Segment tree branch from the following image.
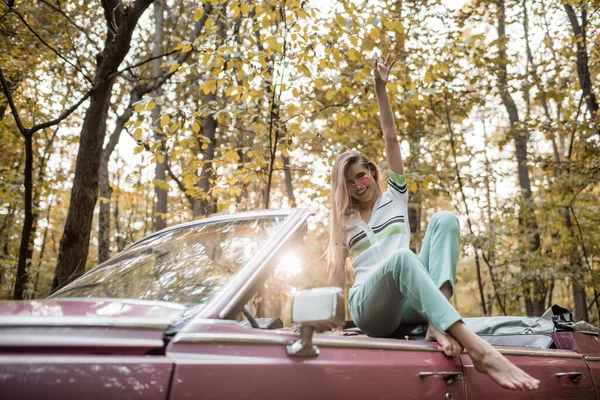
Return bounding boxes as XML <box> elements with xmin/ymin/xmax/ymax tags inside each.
<box><xmin>0</xmin><ymin>66</ymin><xmax>95</xmax><ymax>136</ymax></box>
<box><xmin>0</xmin><ymin>67</ymin><xmax>26</xmax><ymax>135</ymax></box>
<box><xmin>107</xmin><ymin>49</ymin><xmax>178</xmax><ymax>82</ymax></box>
<box><xmin>37</xmin><ymin>0</ymin><xmax>101</xmax><ymax>51</ymax></box>
<box><xmin>4</xmin><ymin>0</ymin><xmax>93</xmax><ymax>84</ymax></box>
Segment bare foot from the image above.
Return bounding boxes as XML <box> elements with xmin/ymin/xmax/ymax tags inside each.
<box><xmin>469</xmin><ymin>342</ymin><xmax>540</xmax><ymax>391</ymax></box>
<box><xmin>425</xmin><ymin>324</ymin><xmax>463</xmax><ymax>357</ymax></box>
<box><xmin>447</xmin><ymin>321</ymin><xmax>540</xmax><ymax>391</ymax></box>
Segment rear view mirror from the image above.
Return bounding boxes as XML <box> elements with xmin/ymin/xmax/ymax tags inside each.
<box><xmin>286</xmin><ymin>287</ymin><xmax>345</xmax><ymax>358</ymax></box>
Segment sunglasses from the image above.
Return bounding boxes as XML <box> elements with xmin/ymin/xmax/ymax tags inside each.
<box><xmin>347</xmin><ymin>174</ymin><xmax>371</xmax><ymax>195</ymax></box>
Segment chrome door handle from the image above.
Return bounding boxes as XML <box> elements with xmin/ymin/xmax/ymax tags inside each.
<box><xmin>556</xmin><ymin>372</ymin><xmax>584</xmax><ymax>383</ymax></box>
<box><xmin>419</xmin><ymin>371</ymin><xmax>462</xmax><ymax>384</ymax></box>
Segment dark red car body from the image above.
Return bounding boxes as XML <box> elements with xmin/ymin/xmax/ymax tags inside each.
<box><xmin>0</xmin><ymin>209</ymin><xmax>598</xmax><ymax>399</ymax></box>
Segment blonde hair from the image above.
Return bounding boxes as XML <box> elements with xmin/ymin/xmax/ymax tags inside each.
<box><xmin>327</xmin><ymin>150</ymin><xmax>382</xmax><ymax>274</ymax></box>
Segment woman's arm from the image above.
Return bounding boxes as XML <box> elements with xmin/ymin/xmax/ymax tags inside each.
<box><xmin>374</xmin><ymin>55</ymin><xmax>404</xmax><ymax>175</ymax></box>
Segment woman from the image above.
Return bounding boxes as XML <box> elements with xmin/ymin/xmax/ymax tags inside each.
<box><xmin>326</xmin><ymin>54</ymin><xmax>539</xmax><ymax>391</ymax></box>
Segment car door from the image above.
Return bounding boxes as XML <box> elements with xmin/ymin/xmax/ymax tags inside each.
<box><xmin>166</xmin><ymin>321</ymin><xmax>465</xmax><ymax>400</ymax></box>
<box><xmin>461</xmin><ymin>348</ymin><xmax>595</xmax><ymax>399</ymax></box>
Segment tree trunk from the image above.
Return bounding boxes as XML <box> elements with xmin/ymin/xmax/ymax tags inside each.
<box><xmin>281</xmin><ymin>133</ymin><xmax>296</xmax><ymax>207</ymax></box>
<box><xmin>496</xmin><ymin>0</ymin><xmax>544</xmax><ymax>315</ymax></box>
<box><xmin>193</xmin><ymin>90</ymin><xmax>217</xmax><ymax>218</ymax></box>
<box><xmin>564</xmin><ymin>209</ymin><xmax>588</xmax><ymax>321</ymax></box>
<box><xmin>12</xmin><ymin>134</ymin><xmax>33</xmax><ymax>300</ymax></box>
<box><xmin>564</xmin><ymin>4</ymin><xmax>599</xmax><ymax>137</ymax></box>
<box><xmin>98</xmin><ymin>159</ymin><xmax>113</xmax><ymax>263</ymax></box>
<box><xmin>52</xmin><ymin>0</ymin><xmax>154</xmax><ymax>292</ymax></box>
<box><xmin>152</xmin><ymin>0</ymin><xmax>167</xmax><ymax>232</ymax></box>
<box><xmin>193</xmin><ymin>5</ymin><xmax>226</xmax><ymax>218</ymax></box>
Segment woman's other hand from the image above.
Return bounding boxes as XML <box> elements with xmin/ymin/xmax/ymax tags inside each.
<box><xmin>331</xmin><ymin>328</ymin><xmax>359</xmax><ymax>336</ymax></box>
<box><xmin>373</xmin><ymin>54</ymin><xmax>396</xmax><ymax>84</ymax></box>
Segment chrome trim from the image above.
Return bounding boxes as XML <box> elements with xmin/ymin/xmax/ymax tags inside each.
<box><xmin>187</xmin><ymin>319</ymin><xmax>238</xmax><ymax>325</ymax></box>
<box><xmin>584</xmin><ymin>355</ymin><xmax>600</xmax><ymax>361</ymax></box>
<box><xmin>419</xmin><ymin>371</ymin><xmax>462</xmax><ymax>385</ymax></box>
<box><xmin>218</xmin><ymin>209</ymin><xmax>314</xmax><ymax>319</ymax></box>
<box><xmin>173</xmin><ymin>333</ymin><xmax>586</xmax><ymax>358</ymax></box>
<box><xmin>42</xmin><ymin>297</ymin><xmax>187</xmax><ymax>310</ymax></box>
<box><xmin>173</xmin><ymin>333</ymin><xmax>289</xmax><ymax>345</ymax></box>
<box><xmin>174</xmin><ymin>333</ymin><xmax>440</xmax><ymax>352</ymax></box>
<box><xmin>0</xmin><ymin>335</ymin><xmax>164</xmax><ymax>348</ymax></box>
<box><xmin>0</xmin><ymin>316</ymin><xmax>173</xmax><ymax>330</ymax></box>
<box><xmin>495</xmin><ymin>348</ymin><xmax>582</xmax><ymax>359</ymax></box>
<box><xmin>137</xmin><ymin>209</ymin><xmax>297</xmax><ymax>247</ymax></box>
<box><xmin>0</xmin><ymin>355</ymin><xmax>173</xmax><ymax>364</ymax></box>
<box><xmin>314</xmin><ymin>337</ymin><xmax>441</xmax><ymax>352</ymax></box>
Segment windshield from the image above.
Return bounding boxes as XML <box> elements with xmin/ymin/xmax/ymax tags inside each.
<box><xmin>51</xmin><ymin>217</ymin><xmax>285</xmax><ymax>308</ymax></box>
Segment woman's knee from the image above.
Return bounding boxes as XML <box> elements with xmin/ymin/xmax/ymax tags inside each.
<box><xmin>430</xmin><ymin>210</ymin><xmax>459</xmax><ymax>232</ymax></box>
<box><xmin>389</xmin><ymin>248</ymin><xmax>420</xmax><ymax>273</ymax></box>
<box><xmin>391</xmin><ymin>247</ymin><xmax>415</xmax><ymax>262</ymax></box>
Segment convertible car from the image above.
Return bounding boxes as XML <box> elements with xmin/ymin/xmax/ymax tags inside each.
<box><xmin>0</xmin><ymin>209</ymin><xmax>599</xmax><ymax>399</ymax></box>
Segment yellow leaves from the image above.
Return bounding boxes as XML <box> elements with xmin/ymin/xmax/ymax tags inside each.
<box><xmin>325</xmin><ymin>89</ymin><xmax>335</xmax><ymax>101</ymax></box>
<box><xmin>424</xmin><ymin>68</ymin><xmax>434</xmax><ymax>84</ymax></box>
<box><xmin>296</xmin><ymin>8</ymin><xmax>309</xmax><ymax>20</ymax></box>
<box><xmin>169</xmin><ymin>123</ymin><xmax>180</xmax><ymax>133</ymax></box>
<box><xmin>265</xmin><ymin>36</ymin><xmax>278</xmax><ymax>48</ymax></box>
<box><xmin>298</xmin><ymin>64</ymin><xmax>312</xmax><ymax>77</ymax></box>
<box><xmin>152</xmin><ymin>179</ymin><xmax>170</xmax><ymax>191</ymax></box>
<box><xmin>193</xmin><ymin>8</ymin><xmax>204</xmax><ymax>21</ymax></box>
<box><xmin>156</xmin><ymin>153</ymin><xmax>165</xmax><ymax>164</ymax></box>
<box><xmin>205</xmin><ymin>17</ymin><xmax>214</xmax><ymax>31</ymax></box>
<box><xmin>408</xmin><ymin>180</ymin><xmax>418</xmax><ymax>193</ymax></box>
<box><xmin>169</xmin><ymin>63</ymin><xmax>180</xmax><ymax>73</ymax></box>
<box><xmin>348</xmin><ymin>48</ymin><xmax>360</xmax><ymax>61</ymax></box>
<box><xmin>160</xmin><ymin>115</ymin><xmax>170</xmax><ymax>128</ymax></box>
<box><xmin>349</xmin><ymin>35</ymin><xmax>359</xmax><ymax>47</ymax></box>
<box><xmin>383</xmin><ymin>19</ymin><xmax>395</xmax><ymax>30</ymax></box>
<box><xmin>240</xmin><ymin>3</ymin><xmax>251</xmax><ymax>16</ymax></box>
<box><xmin>147</xmin><ymin>101</ymin><xmax>156</xmax><ymax>111</ymax></box>
<box><xmin>133</xmin><ymin>128</ymin><xmax>143</xmax><ymax>141</ymax></box>
<box><xmin>181</xmin><ymin>44</ymin><xmax>193</xmax><ymax>53</ymax></box>
<box><xmin>314</xmin><ymin>78</ymin><xmax>326</xmax><ymax>90</ymax></box>
<box><xmin>192</xmin><ymin>121</ymin><xmax>201</xmax><ymax>133</ymax></box>
<box><xmin>200</xmin><ymin>79</ymin><xmax>217</xmax><ymax>94</ymax></box>
<box><xmin>394</xmin><ymin>21</ymin><xmax>404</xmax><ymax>35</ymax></box>
<box><xmin>134</xmin><ymin>102</ymin><xmax>145</xmax><ymax>113</ymax></box>
<box><xmin>338</xmin><ymin>115</ymin><xmax>352</xmax><ymax>127</ymax></box>
<box><xmin>370</xmin><ymin>27</ymin><xmax>381</xmax><ymax>41</ymax></box>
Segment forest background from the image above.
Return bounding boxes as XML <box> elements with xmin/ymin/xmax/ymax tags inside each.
<box><xmin>0</xmin><ymin>0</ymin><xmax>599</xmax><ymax>324</ymax></box>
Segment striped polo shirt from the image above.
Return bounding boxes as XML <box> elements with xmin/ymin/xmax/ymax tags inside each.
<box><xmin>345</xmin><ymin>170</ymin><xmax>410</xmax><ymax>286</ymax></box>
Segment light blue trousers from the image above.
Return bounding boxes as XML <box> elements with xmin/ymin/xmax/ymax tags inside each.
<box><xmin>348</xmin><ymin>211</ymin><xmax>462</xmax><ymax>337</ymax></box>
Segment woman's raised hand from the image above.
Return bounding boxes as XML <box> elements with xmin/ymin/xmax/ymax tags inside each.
<box><xmin>373</xmin><ymin>54</ymin><xmax>396</xmax><ymax>85</ymax></box>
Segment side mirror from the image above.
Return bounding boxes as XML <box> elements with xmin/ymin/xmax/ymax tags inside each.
<box><xmin>286</xmin><ymin>287</ymin><xmax>345</xmax><ymax>357</ymax></box>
